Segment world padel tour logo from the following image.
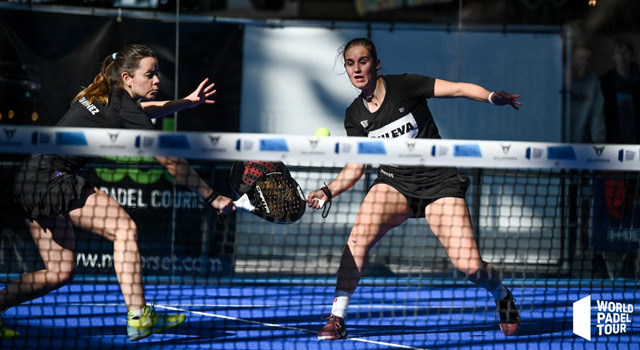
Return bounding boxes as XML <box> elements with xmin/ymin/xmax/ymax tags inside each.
<box><xmin>573</xmin><ymin>295</ymin><xmax>634</xmax><ymax>340</ymax></box>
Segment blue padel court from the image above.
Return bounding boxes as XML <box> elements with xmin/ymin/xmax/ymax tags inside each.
<box><xmin>2</xmin><ymin>277</ymin><xmax>639</xmax><ymax>350</ymax></box>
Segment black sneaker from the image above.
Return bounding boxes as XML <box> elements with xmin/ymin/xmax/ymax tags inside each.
<box><xmin>496</xmin><ymin>288</ymin><xmax>520</xmax><ymax>336</ymax></box>
<box><xmin>318</xmin><ymin>315</ymin><xmax>347</xmax><ymax>340</ymax></box>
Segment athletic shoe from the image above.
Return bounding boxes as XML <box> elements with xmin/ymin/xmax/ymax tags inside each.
<box><xmin>318</xmin><ymin>314</ymin><xmax>347</xmax><ymax>340</ymax></box>
<box><xmin>496</xmin><ymin>288</ymin><xmax>520</xmax><ymax>336</ymax></box>
<box><xmin>127</xmin><ymin>305</ymin><xmax>186</xmax><ymax>341</ymax></box>
<box><xmin>0</xmin><ymin>315</ymin><xmax>19</xmax><ymax>339</ymax></box>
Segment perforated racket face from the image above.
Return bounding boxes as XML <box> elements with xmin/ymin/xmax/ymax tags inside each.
<box><xmin>231</xmin><ymin>161</ymin><xmax>290</xmax><ymax>196</ymax></box>
<box><xmin>247</xmin><ymin>172</ymin><xmax>306</xmax><ymax>224</ymax></box>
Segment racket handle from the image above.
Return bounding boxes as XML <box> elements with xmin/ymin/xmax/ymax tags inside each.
<box><xmin>313</xmin><ymin>198</ymin><xmax>325</xmax><ymax>209</ymax></box>
<box><xmin>234</xmin><ymin>194</ymin><xmax>255</xmax><ymax>212</ymax></box>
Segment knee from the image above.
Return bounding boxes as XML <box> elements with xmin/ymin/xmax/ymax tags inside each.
<box><xmin>347</xmin><ymin>225</ymin><xmax>376</xmax><ymax>249</ymax></box>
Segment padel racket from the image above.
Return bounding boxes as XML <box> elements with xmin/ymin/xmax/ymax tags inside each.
<box><xmin>235</xmin><ymin>172</ymin><xmax>306</xmax><ymax>224</ymax></box>
<box><xmin>230</xmin><ymin>160</ymin><xmax>291</xmax><ymax>196</ymax></box>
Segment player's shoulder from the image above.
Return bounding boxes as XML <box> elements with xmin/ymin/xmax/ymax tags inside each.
<box><xmin>57</xmin><ymin>97</ymin><xmax>106</xmax><ymax>127</ymax></box>
<box><xmin>397</xmin><ymin>73</ymin><xmax>434</xmax><ymax>83</ymax></box>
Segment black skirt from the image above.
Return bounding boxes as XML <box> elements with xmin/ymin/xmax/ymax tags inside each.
<box><xmin>13</xmin><ymin>156</ymin><xmax>93</xmax><ymax>220</ymax></box>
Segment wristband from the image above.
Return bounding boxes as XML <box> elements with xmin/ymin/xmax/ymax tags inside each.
<box><xmin>488</xmin><ymin>91</ymin><xmax>495</xmax><ymax>105</ymax></box>
<box><xmin>319</xmin><ymin>183</ymin><xmax>332</xmax><ymax>218</ymax></box>
<box><xmin>320</xmin><ymin>185</ymin><xmax>332</xmax><ymax>200</ymax></box>
<box><xmin>205</xmin><ymin>191</ymin><xmax>219</xmax><ymax>204</ymax></box>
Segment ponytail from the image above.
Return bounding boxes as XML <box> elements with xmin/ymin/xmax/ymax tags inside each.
<box><xmin>71</xmin><ymin>44</ymin><xmax>156</xmax><ymax>106</ymax></box>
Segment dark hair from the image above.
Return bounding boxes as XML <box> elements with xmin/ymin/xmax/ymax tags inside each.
<box><xmin>340</xmin><ymin>37</ymin><xmax>379</xmax><ymax>66</ymax></box>
<box><xmin>612</xmin><ymin>35</ymin><xmax>635</xmax><ymax>54</ymax></box>
<box><xmin>72</xmin><ymin>44</ymin><xmax>156</xmax><ymax>106</ymax></box>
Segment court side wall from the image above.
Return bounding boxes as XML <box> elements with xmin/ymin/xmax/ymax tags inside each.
<box><xmin>241</xmin><ymin>25</ymin><xmax>564</xmax><ymax>142</ymax></box>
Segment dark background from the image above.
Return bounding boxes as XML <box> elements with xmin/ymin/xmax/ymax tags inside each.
<box><xmin>0</xmin><ymin>8</ymin><xmax>243</xmax><ymax>131</ymax></box>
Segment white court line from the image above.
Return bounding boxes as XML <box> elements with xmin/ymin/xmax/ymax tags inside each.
<box><xmin>154</xmin><ymin>304</ymin><xmax>432</xmax><ymax>350</ymax></box>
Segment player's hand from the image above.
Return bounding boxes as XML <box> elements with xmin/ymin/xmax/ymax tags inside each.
<box><xmin>490</xmin><ymin>91</ymin><xmax>522</xmax><ymax>110</ymax></box>
<box><xmin>307</xmin><ymin>189</ymin><xmax>328</xmax><ymax>209</ymax></box>
<box><xmin>211</xmin><ymin>194</ymin><xmax>236</xmax><ymax>214</ymax></box>
<box><xmin>185</xmin><ymin>78</ymin><xmax>217</xmax><ymax>108</ymax></box>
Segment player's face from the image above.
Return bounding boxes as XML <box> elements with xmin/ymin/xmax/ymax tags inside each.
<box><xmin>124</xmin><ymin>56</ymin><xmax>160</xmax><ymax>101</ymax></box>
<box><xmin>344</xmin><ymin>45</ymin><xmax>379</xmax><ymax>91</ymax></box>
<box><xmin>572</xmin><ymin>47</ymin><xmax>592</xmax><ymax>80</ymax></box>
<box><xmin>613</xmin><ymin>45</ymin><xmax>633</xmax><ymax>71</ymax></box>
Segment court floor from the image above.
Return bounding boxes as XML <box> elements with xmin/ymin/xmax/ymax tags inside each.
<box><xmin>1</xmin><ymin>277</ymin><xmax>639</xmax><ymax>350</ymax></box>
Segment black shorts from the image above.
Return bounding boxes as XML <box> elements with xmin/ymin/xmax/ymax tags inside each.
<box><xmin>372</xmin><ymin>166</ymin><xmax>470</xmax><ymax>218</ymax></box>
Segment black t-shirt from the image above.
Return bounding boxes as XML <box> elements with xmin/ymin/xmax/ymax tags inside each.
<box><xmin>28</xmin><ymin>89</ymin><xmax>155</xmax><ymax>173</ymax></box>
<box><xmin>344</xmin><ymin>74</ymin><xmax>463</xmax><ymax>193</ymax></box>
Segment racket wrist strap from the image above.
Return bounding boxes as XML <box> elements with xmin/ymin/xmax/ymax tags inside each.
<box><xmin>320</xmin><ymin>183</ymin><xmax>332</xmax><ymax>218</ymax></box>
<box><xmin>320</xmin><ymin>184</ymin><xmax>332</xmax><ymax>200</ymax></box>
<box><xmin>205</xmin><ymin>191</ymin><xmax>219</xmax><ymax>204</ymax></box>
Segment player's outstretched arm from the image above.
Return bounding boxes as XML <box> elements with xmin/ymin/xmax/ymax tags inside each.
<box><xmin>307</xmin><ymin>162</ymin><xmax>365</xmax><ymax>209</ymax></box>
<box><xmin>433</xmin><ymin>79</ymin><xmax>521</xmax><ymax>110</ymax></box>
<box><xmin>141</xmin><ymin>78</ymin><xmax>217</xmax><ymax>118</ymax></box>
<box><xmin>155</xmin><ymin>156</ymin><xmax>235</xmax><ymax>214</ymax></box>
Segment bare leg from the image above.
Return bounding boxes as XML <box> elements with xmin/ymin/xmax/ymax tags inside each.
<box><xmin>0</xmin><ymin>216</ymin><xmax>76</xmax><ymax>310</ymax></box>
<box><xmin>67</xmin><ymin>188</ymin><xmax>145</xmax><ymax>311</ymax></box>
<box><xmin>425</xmin><ymin>197</ymin><xmax>501</xmax><ymax>290</ymax></box>
<box><xmin>336</xmin><ymin>184</ymin><xmax>412</xmax><ymax>293</ymax></box>
<box><xmin>426</xmin><ymin>197</ymin><xmax>519</xmax><ymax>335</ymax></box>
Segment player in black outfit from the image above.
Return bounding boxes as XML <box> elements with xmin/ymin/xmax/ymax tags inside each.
<box><xmin>0</xmin><ymin>44</ymin><xmax>235</xmax><ymax>341</ymax></box>
<box><xmin>307</xmin><ymin>38</ymin><xmax>522</xmax><ymax>339</ymax></box>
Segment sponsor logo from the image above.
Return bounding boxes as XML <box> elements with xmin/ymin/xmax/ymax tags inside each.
<box><xmin>259</xmin><ymin>138</ymin><xmax>289</xmax><ymax>152</ymax></box>
<box><xmin>618</xmin><ymin>149</ymin><xmax>636</xmax><ymax>162</ymax></box>
<box><xmin>431</xmin><ymin>145</ymin><xmax>449</xmax><ymax>157</ymax></box>
<box><xmin>397</xmin><ymin>141</ymin><xmax>422</xmax><ymax>159</ymax></box>
<box><xmin>31</xmin><ymin>131</ymin><xmax>52</xmax><ymax>145</ymax></box>
<box><xmin>586</xmin><ymin>145</ymin><xmax>610</xmax><ymax>163</ymax></box>
<box><xmin>208</xmin><ymin>135</ymin><xmax>220</xmax><ymax>146</ymax></box>
<box><xmin>334</xmin><ymin>142</ymin><xmax>353</xmax><ymax>154</ymax></box>
<box><xmin>135</xmin><ymin>135</ymin><xmax>154</xmax><ymax>148</ymax></box>
<box><xmin>0</xmin><ymin>128</ymin><xmax>21</xmax><ymax>146</ymax></box>
<box><xmin>573</xmin><ymin>295</ymin><xmax>634</xmax><ymax>341</ymax></box>
<box><xmin>255</xmin><ymin>185</ymin><xmax>270</xmax><ymax>214</ymax></box>
<box><xmin>358</xmin><ymin>141</ymin><xmax>386</xmax><ymax>155</ymax></box>
<box><xmin>379</xmin><ymin>168</ymin><xmax>394</xmax><ymax>178</ymax></box>
<box><xmin>76</xmin><ymin>252</ymin><xmax>227</xmax><ymax>273</ymax></box>
<box><xmin>200</xmin><ymin>134</ymin><xmax>226</xmax><ymax>153</ymax></box>
<box><xmin>158</xmin><ymin>134</ymin><xmax>190</xmax><ymax>149</ymax></box>
<box><xmin>593</xmin><ymin>146</ymin><xmax>604</xmax><ymax>157</ymax></box>
<box><xmin>3</xmin><ymin>128</ymin><xmax>15</xmax><ymax>139</ymax></box>
<box><xmin>56</xmin><ymin>131</ymin><xmax>88</xmax><ymax>146</ymax></box>
<box><xmin>360</xmin><ymin>120</ymin><xmax>369</xmax><ymax>129</ymax></box>
<box><xmin>453</xmin><ymin>144</ymin><xmax>482</xmax><ymax>157</ymax></box>
<box><xmin>100</xmin><ymin>132</ymin><xmax>125</xmax><ymax>149</ymax></box>
<box><xmin>547</xmin><ymin>146</ymin><xmax>576</xmax><ymax>160</ymax></box>
<box><xmin>494</xmin><ymin>144</ymin><xmax>517</xmax><ymax>161</ymax></box>
<box><xmin>301</xmin><ymin>138</ymin><xmax>326</xmax><ymax>156</ymax></box>
<box><xmin>95</xmin><ymin>157</ymin><xmax>166</xmax><ymax>185</ymax></box>
<box><xmin>368</xmin><ymin>113</ymin><xmax>418</xmax><ymax>139</ymax></box>
<box><xmin>525</xmin><ymin>147</ymin><xmax>544</xmax><ymax>159</ymax></box>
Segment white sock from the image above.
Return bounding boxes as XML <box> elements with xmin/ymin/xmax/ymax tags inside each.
<box><xmin>330</xmin><ymin>290</ymin><xmax>352</xmax><ymax>318</ymax></box>
<box><xmin>489</xmin><ymin>285</ymin><xmax>508</xmax><ymax>301</ymax></box>
<box><xmin>128</xmin><ymin>306</ymin><xmax>146</xmax><ymax>319</ymax></box>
